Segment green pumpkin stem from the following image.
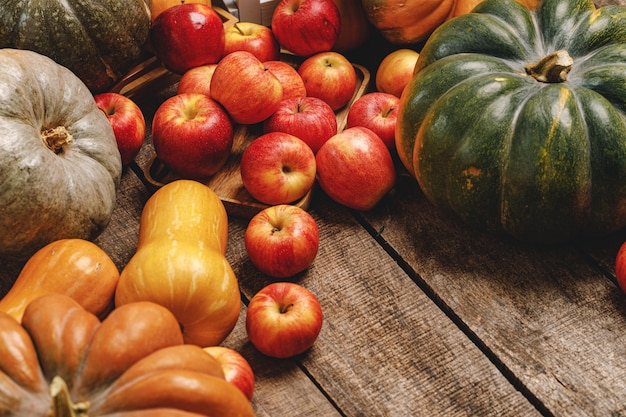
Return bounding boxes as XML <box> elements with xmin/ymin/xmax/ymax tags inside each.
<box><xmin>41</xmin><ymin>126</ymin><xmax>73</xmax><ymax>154</ymax></box>
<box><xmin>50</xmin><ymin>375</ymin><xmax>90</xmax><ymax>417</ymax></box>
<box><xmin>525</xmin><ymin>50</ymin><xmax>573</xmax><ymax>83</ymax></box>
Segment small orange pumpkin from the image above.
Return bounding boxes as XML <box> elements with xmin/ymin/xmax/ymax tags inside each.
<box><xmin>0</xmin><ymin>239</ymin><xmax>119</xmax><ymax>322</ymax></box>
<box><xmin>0</xmin><ymin>293</ymin><xmax>254</xmax><ymax>416</ymax></box>
<box><xmin>361</xmin><ymin>0</ymin><xmax>538</xmax><ymax>44</ymax></box>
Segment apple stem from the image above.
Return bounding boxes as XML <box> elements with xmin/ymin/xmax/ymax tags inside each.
<box><xmin>279</xmin><ymin>303</ymin><xmax>294</xmax><ymax>314</ymax></box>
<box><xmin>234</xmin><ymin>23</ymin><xmax>245</xmax><ymax>36</ymax></box>
<box><xmin>382</xmin><ymin>106</ymin><xmax>396</xmax><ymax>118</ymax></box>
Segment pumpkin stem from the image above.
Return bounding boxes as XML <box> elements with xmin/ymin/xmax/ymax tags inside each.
<box><xmin>50</xmin><ymin>375</ymin><xmax>90</xmax><ymax>417</ymax></box>
<box><xmin>525</xmin><ymin>50</ymin><xmax>574</xmax><ymax>83</ymax></box>
<box><xmin>41</xmin><ymin>126</ymin><xmax>73</xmax><ymax>155</ymax></box>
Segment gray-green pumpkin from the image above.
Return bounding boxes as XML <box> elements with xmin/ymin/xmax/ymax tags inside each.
<box><xmin>0</xmin><ymin>49</ymin><xmax>122</xmax><ymax>260</ymax></box>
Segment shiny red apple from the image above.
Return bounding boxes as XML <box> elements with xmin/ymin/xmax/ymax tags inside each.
<box><xmin>177</xmin><ymin>64</ymin><xmax>217</xmax><ymax>96</ymax></box>
<box><xmin>152</xmin><ymin>93</ymin><xmax>234</xmax><ymax>178</ymax></box>
<box><xmin>211</xmin><ymin>50</ymin><xmax>283</xmax><ymax>124</ymax></box>
<box><xmin>224</xmin><ymin>22</ymin><xmax>280</xmax><ymax>62</ymax></box>
<box><xmin>316</xmin><ymin>126</ymin><xmax>396</xmax><ymax>211</ymax></box>
<box><xmin>297</xmin><ymin>51</ymin><xmax>357</xmax><ymax>110</ymax></box>
<box><xmin>346</xmin><ymin>92</ymin><xmax>400</xmax><ymax>152</ymax></box>
<box><xmin>246</xmin><ymin>281</ymin><xmax>323</xmax><ymax>358</ymax></box>
<box><xmin>150</xmin><ymin>3</ymin><xmax>225</xmax><ymax>74</ymax></box>
<box><xmin>263</xmin><ymin>96</ymin><xmax>337</xmax><ymax>154</ymax></box>
<box><xmin>93</xmin><ymin>92</ymin><xmax>145</xmax><ymax>166</ymax></box>
<box><xmin>271</xmin><ymin>0</ymin><xmax>341</xmax><ymax>57</ymax></box>
<box><xmin>203</xmin><ymin>346</ymin><xmax>255</xmax><ymax>401</ymax></box>
<box><xmin>240</xmin><ymin>132</ymin><xmax>316</xmax><ymax>205</ymax></box>
<box><xmin>263</xmin><ymin>60</ymin><xmax>307</xmax><ymax>100</ymax></box>
<box><xmin>244</xmin><ymin>205</ymin><xmax>320</xmax><ymax>278</ymax></box>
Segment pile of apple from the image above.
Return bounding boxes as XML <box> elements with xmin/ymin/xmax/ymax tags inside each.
<box><xmin>89</xmin><ymin>0</ymin><xmax>423</xmax><ymax>400</ymax></box>
<box><xmin>146</xmin><ymin>0</ymin><xmax>414</xmax><ymax>211</ymax></box>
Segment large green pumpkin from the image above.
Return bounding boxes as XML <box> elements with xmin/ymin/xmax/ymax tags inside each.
<box><xmin>0</xmin><ymin>0</ymin><xmax>151</xmax><ymax>93</ymax></box>
<box><xmin>396</xmin><ymin>0</ymin><xmax>626</xmax><ymax>243</ymax></box>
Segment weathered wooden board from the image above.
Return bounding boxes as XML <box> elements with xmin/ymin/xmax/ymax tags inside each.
<box><xmin>360</xmin><ymin>174</ymin><xmax>626</xmax><ymax>417</ymax></box>
<box><xmin>226</xmin><ymin>193</ymin><xmax>542</xmax><ymax>416</ymax></box>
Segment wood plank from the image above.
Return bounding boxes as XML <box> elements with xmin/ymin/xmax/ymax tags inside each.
<box><xmin>360</xmin><ymin>173</ymin><xmax>626</xmax><ymax>416</ymax></box>
<box><xmin>225</xmin><ymin>194</ymin><xmax>542</xmax><ymax>416</ymax></box>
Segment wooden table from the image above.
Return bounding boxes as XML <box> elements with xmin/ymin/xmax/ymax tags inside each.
<box><xmin>2</xmin><ymin>22</ymin><xmax>626</xmax><ymax>417</ymax></box>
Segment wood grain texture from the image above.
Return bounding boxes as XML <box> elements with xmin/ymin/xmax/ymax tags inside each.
<box><xmin>226</xmin><ymin>193</ymin><xmax>541</xmax><ymax>416</ymax></box>
<box><xmin>360</xmin><ymin>174</ymin><xmax>626</xmax><ymax>417</ymax></box>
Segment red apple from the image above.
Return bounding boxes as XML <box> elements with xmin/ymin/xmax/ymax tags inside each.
<box><xmin>375</xmin><ymin>49</ymin><xmax>420</xmax><ymax>98</ymax></box>
<box><xmin>224</xmin><ymin>22</ymin><xmax>280</xmax><ymax>63</ymax></box>
<box><xmin>346</xmin><ymin>92</ymin><xmax>400</xmax><ymax>152</ymax></box>
<box><xmin>152</xmin><ymin>93</ymin><xmax>234</xmax><ymax>178</ymax></box>
<box><xmin>297</xmin><ymin>51</ymin><xmax>357</xmax><ymax>111</ymax></box>
<box><xmin>316</xmin><ymin>126</ymin><xmax>396</xmax><ymax>211</ymax></box>
<box><xmin>150</xmin><ymin>3</ymin><xmax>225</xmax><ymax>74</ymax></box>
<box><xmin>263</xmin><ymin>96</ymin><xmax>337</xmax><ymax>154</ymax></box>
<box><xmin>203</xmin><ymin>346</ymin><xmax>255</xmax><ymax>401</ymax></box>
<box><xmin>271</xmin><ymin>0</ymin><xmax>341</xmax><ymax>57</ymax></box>
<box><xmin>211</xmin><ymin>51</ymin><xmax>283</xmax><ymax>124</ymax></box>
<box><xmin>240</xmin><ymin>132</ymin><xmax>316</xmax><ymax>205</ymax></box>
<box><xmin>246</xmin><ymin>281</ymin><xmax>323</xmax><ymax>358</ymax></box>
<box><xmin>177</xmin><ymin>64</ymin><xmax>217</xmax><ymax>96</ymax></box>
<box><xmin>245</xmin><ymin>205</ymin><xmax>319</xmax><ymax>279</ymax></box>
<box><xmin>93</xmin><ymin>92</ymin><xmax>145</xmax><ymax>166</ymax></box>
<box><xmin>263</xmin><ymin>60</ymin><xmax>307</xmax><ymax>100</ymax></box>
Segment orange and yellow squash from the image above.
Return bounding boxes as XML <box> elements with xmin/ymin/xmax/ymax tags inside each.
<box><xmin>115</xmin><ymin>179</ymin><xmax>240</xmax><ymax>346</ymax></box>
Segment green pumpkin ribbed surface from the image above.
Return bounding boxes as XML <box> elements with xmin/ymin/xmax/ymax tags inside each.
<box><xmin>0</xmin><ymin>0</ymin><xmax>150</xmax><ymax>93</ymax></box>
<box><xmin>398</xmin><ymin>0</ymin><xmax>626</xmax><ymax>243</ymax></box>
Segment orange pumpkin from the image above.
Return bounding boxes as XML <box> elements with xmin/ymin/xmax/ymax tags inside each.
<box><xmin>0</xmin><ymin>293</ymin><xmax>254</xmax><ymax>416</ymax></box>
<box><xmin>115</xmin><ymin>180</ymin><xmax>240</xmax><ymax>347</ymax></box>
<box><xmin>0</xmin><ymin>239</ymin><xmax>119</xmax><ymax>322</ymax></box>
<box><xmin>361</xmin><ymin>0</ymin><xmax>538</xmax><ymax>44</ymax></box>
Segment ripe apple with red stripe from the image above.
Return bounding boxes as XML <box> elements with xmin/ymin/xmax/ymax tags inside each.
<box><xmin>271</xmin><ymin>0</ymin><xmax>341</xmax><ymax>57</ymax></box>
<box><xmin>150</xmin><ymin>3</ymin><xmax>225</xmax><ymax>74</ymax></box>
<box><xmin>94</xmin><ymin>92</ymin><xmax>145</xmax><ymax>166</ymax></box>
<box><xmin>244</xmin><ymin>205</ymin><xmax>320</xmax><ymax>279</ymax></box>
<box><xmin>152</xmin><ymin>93</ymin><xmax>234</xmax><ymax>178</ymax></box>
<box><xmin>246</xmin><ymin>281</ymin><xmax>323</xmax><ymax>358</ymax></box>
<box><xmin>211</xmin><ymin>51</ymin><xmax>283</xmax><ymax>124</ymax></box>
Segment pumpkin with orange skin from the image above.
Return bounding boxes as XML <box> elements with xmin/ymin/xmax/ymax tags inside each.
<box><xmin>361</xmin><ymin>0</ymin><xmax>538</xmax><ymax>44</ymax></box>
<box><xmin>0</xmin><ymin>293</ymin><xmax>254</xmax><ymax>416</ymax></box>
<box><xmin>0</xmin><ymin>239</ymin><xmax>119</xmax><ymax>322</ymax></box>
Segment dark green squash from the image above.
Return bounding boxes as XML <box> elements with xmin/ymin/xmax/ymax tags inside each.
<box><xmin>0</xmin><ymin>0</ymin><xmax>151</xmax><ymax>93</ymax></box>
<box><xmin>396</xmin><ymin>0</ymin><xmax>626</xmax><ymax>243</ymax></box>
